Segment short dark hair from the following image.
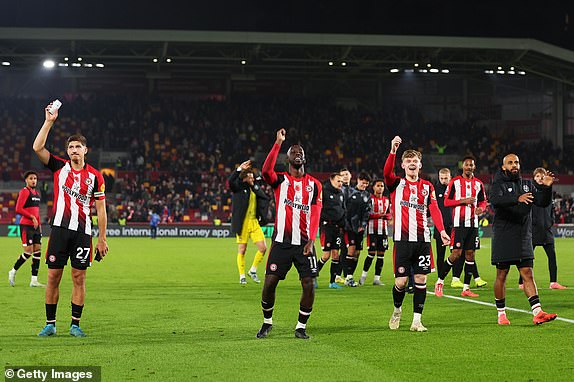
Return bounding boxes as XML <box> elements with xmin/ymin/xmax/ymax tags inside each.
<box><xmin>23</xmin><ymin>170</ymin><xmax>38</xmax><ymax>179</ymax></box>
<box><xmin>357</xmin><ymin>171</ymin><xmax>371</xmax><ymax>182</ymax></box>
<box><xmin>373</xmin><ymin>178</ymin><xmax>384</xmax><ymax>185</ymax></box>
<box><xmin>462</xmin><ymin>155</ymin><xmax>476</xmax><ymax>163</ymax></box>
<box><xmin>339</xmin><ymin>168</ymin><xmax>350</xmax><ymax>173</ymax></box>
<box><xmin>330</xmin><ymin>172</ymin><xmax>342</xmax><ymax>180</ymax></box>
<box><xmin>66</xmin><ymin>134</ymin><xmax>88</xmax><ymax>147</ymax></box>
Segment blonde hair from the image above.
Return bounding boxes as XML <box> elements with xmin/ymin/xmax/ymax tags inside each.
<box><xmin>439</xmin><ymin>168</ymin><xmax>451</xmax><ymax>175</ymax></box>
<box><xmin>402</xmin><ymin>149</ymin><xmax>422</xmax><ymax>161</ymax></box>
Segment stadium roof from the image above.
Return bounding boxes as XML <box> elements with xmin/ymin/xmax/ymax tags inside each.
<box><xmin>1</xmin><ymin>28</ymin><xmax>574</xmax><ymax>85</ymax></box>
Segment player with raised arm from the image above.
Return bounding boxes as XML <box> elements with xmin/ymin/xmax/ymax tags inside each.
<box><xmin>434</xmin><ymin>156</ymin><xmax>487</xmax><ymax>298</ymax></box>
<box><xmin>256</xmin><ymin>129</ymin><xmax>322</xmax><ymax>340</ymax></box>
<box><xmin>33</xmin><ymin>102</ymin><xmax>109</xmax><ymax>337</ymax></box>
<box><xmin>384</xmin><ymin>136</ymin><xmax>450</xmax><ymax>332</ymax></box>
<box><xmin>8</xmin><ymin>171</ymin><xmax>44</xmax><ymax>287</ymax></box>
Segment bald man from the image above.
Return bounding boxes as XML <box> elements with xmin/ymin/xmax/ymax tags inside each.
<box><xmin>489</xmin><ymin>154</ymin><xmax>557</xmax><ymax>325</ymax></box>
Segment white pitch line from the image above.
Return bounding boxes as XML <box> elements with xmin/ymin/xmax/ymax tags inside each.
<box><xmin>427</xmin><ymin>291</ymin><xmax>574</xmax><ymax>324</ymax></box>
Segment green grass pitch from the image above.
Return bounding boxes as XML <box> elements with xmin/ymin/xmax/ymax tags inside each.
<box><xmin>1</xmin><ymin>237</ymin><xmax>573</xmax><ymax>381</ymax></box>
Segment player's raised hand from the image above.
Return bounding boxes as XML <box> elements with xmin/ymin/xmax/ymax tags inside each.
<box><xmin>45</xmin><ymin>104</ymin><xmax>58</xmax><ymax>122</ymax></box>
<box><xmin>542</xmin><ymin>171</ymin><xmax>556</xmax><ymax>186</ymax></box>
<box><xmin>239</xmin><ymin>160</ymin><xmax>252</xmax><ymax>170</ymax></box>
<box><xmin>276</xmin><ymin>128</ymin><xmax>286</xmax><ymax>145</ymax></box>
<box><xmin>390</xmin><ymin>136</ymin><xmax>402</xmax><ymax>154</ymax></box>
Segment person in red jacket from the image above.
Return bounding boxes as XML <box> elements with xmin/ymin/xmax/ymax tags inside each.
<box><xmin>256</xmin><ymin>128</ymin><xmax>322</xmax><ymax>340</ymax></box>
<box><xmin>8</xmin><ymin>171</ymin><xmax>44</xmax><ymax>287</ymax></box>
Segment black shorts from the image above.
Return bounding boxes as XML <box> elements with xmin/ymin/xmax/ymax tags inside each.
<box><xmin>367</xmin><ymin>234</ymin><xmax>389</xmax><ymax>252</ymax></box>
<box><xmin>393</xmin><ymin>241</ymin><xmax>435</xmax><ymax>277</ymax></box>
<box><xmin>450</xmin><ymin>227</ymin><xmax>480</xmax><ymax>251</ymax></box>
<box><xmin>345</xmin><ymin>231</ymin><xmax>365</xmax><ymax>251</ymax></box>
<box><xmin>320</xmin><ymin>223</ymin><xmax>342</xmax><ymax>251</ymax></box>
<box><xmin>20</xmin><ymin>224</ymin><xmax>42</xmax><ymax>246</ymax></box>
<box><xmin>46</xmin><ymin>226</ymin><xmax>93</xmax><ymax>270</ymax></box>
<box><xmin>495</xmin><ymin>259</ymin><xmax>534</xmax><ymax>270</ymax></box>
<box><xmin>266</xmin><ymin>242</ymin><xmax>318</xmax><ymax>280</ymax></box>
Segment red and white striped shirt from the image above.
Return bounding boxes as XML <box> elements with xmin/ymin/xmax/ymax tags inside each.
<box><xmin>368</xmin><ymin>195</ymin><xmax>390</xmax><ymax>235</ymax></box>
<box><xmin>444</xmin><ymin>175</ymin><xmax>487</xmax><ymax>228</ymax></box>
<box><xmin>47</xmin><ymin>154</ymin><xmax>105</xmax><ymax>235</ymax></box>
<box><xmin>384</xmin><ymin>153</ymin><xmax>445</xmax><ymax>242</ymax></box>
<box><xmin>15</xmin><ymin>187</ymin><xmax>41</xmax><ymax>226</ymax></box>
<box><xmin>262</xmin><ymin>144</ymin><xmax>322</xmax><ymax>245</ymax></box>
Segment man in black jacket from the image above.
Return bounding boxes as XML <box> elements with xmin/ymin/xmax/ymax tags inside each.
<box><xmin>489</xmin><ymin>154</ymin><xmax>557</xmax><ymax>325</ymax></box>
<box><xmin>518</xmin><ymin>167</ymin><xmax>567</xmax><ymax>290</ymax></box>
<box><xmin>343</xmin><ymin>172</ymin><xmax>371</xmax><ymax>287</ymax></box>
<box><xmin>317</xmin><ymin>172</ymin><xmax>346</xmax><ymax>289</ymax></box>
<box><xmin>228</xmin><ymin>160</ymin><xmax>270</xmax><ymax>285</ymax></box>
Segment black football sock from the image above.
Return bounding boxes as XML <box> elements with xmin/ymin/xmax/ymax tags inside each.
<box><xmin>375</xmin><ymin>255</ymin><xmax>384</xmax><ymax>276</ymax></box>
<box><xmin>393</xmin><ymin>285</ymin><xmax>406</xmax><ymax>308</ymax></box>
<box><xmin>296</xmin><ymin>305</ymin><xmax>312</xmax><ymax>329</ymax></box>
<box><xmin>46</xmin><ymin>303</ymin><xmax>57</xmax><ymax>326</ymax></box>
<box><xmin>463</xmin><ymin>261</ymin><xmax>474</xmax><ymax>286</ymax></box>
<box><xmin>452</xmin><ymin>256</ymin><xmax>464</xmax><ymax>279</ymax></box>
<box><xmin>363</xmin><ymin>254</ymin><xmax>374</xmax><ymax>272</ymax></box>
<box><xmin>262</xmin><ymin>300</ymin><xmax>274</xmax><ymax>323</ymax></box>
<box><xmin>317</xmin><ymin>258</ymin><xmax>326</xmax><ymax>273</ymax></box>
<box><xmin>330</xmin><ymin>261</ymin><xmax>339</xmax><ymax>283</ymax></box>
<box><xmin>413</xmin><ymin>282</ymin><xmax>427</xmax><ymax>314</ymax></box>
<box><xmin>71</xmin><ymin>303</ymin><xmax>84</xmax><ymax>327</ymax></box>
<box><xmin>31</xmin><ymin>252</ymin><xmax>41</xmax><ymax>276</ymax></box>
<box><xmin>439</xmin><ymin>259</ymin><xmax>454</xmax><ymax>280</ymax></box>
<box><xmin>13</xmin><ymin>252</ymin><xmax>31</xmax><ymax>270</ymax></box>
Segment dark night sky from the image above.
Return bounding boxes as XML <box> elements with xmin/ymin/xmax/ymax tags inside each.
<box><xmin>2</xmin><ymin>1</ymin><xmax>573</xmax><ymax>49</ymax></box>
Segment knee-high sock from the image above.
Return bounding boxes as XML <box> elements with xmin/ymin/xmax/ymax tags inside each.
<box><xmin>452</xmin><ymin>256</ymin><xmax>464</xmax><ymax>278</ymax></box>
<box><xmin>237</xmin><ymin>253</ymin><xmax>246</xmax><ymax>276</ymax></box>
<box><xmin>251</xmin><ymin>250</ymin><xmax>265</xmax><ymax>269</ymax></box>
<box><xmin>375</xmin><ymin>255</ymin><xmax>384</xmax><ymax>276</ymax></box>
<box><xmin>363</xmin><ymin>254</ymin><xmax>374</xmax><ymax>272</ymax></box>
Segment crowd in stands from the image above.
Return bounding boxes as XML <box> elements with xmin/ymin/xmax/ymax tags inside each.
<box><xmin>1</xmin><ymin>95</ymin><xmax>574</xmax><ymax>225</ymax></box>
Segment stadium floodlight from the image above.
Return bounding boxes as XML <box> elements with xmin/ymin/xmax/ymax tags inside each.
<box><xmin>77</xmin><ymin>57</ymin><xmax>83</xmax><ymax>62</ymax></box>
<box><xmin>441</xmin><ymin>69</ymin><xmax>449</xmax><ymax>73</ymax></box>
<box><xmin>414</xmin><ymin>63</ymin><xmax>419</xmax><ymax>67</ymax></box>
<box><xmin>404</xmin><ymin>69</ymin><xmax>414</xmax><ymax>73</ymax></box>
<box><xmin>166</xmin><ymin>58</ymin><xmax>172</xmax><ymax>63</ymax></box>
<box><xmin>497</xmin><ymin>66</ymin><xmax>502</xmax><ymax>70</ymax></box>
<box><xmin>497</xmin><ymin>70</ymin><xmax>505</xmax><ymax>74</ymax></box>
<box><xmin>96</xmin><ymin>63</ymin><xmax>104</xmax><ymax>68</ymax></box>
<box><xmin>484</xmin><ymin>70</ymin><xmax>494</xmax><ymax>74</ymax></box>
<box><xmin>153</xmin><ymin>58</ymin><xmax>158</xmax><ymax>63</ymax></box>
<box><xmin>64</xmin><ymin>57</ymin><xmax>69</xmax><ymax>61</ymax></box>
<box><xmin>390</xmin><ymin>68</ymin><xmax>399</xmax><ymax>73</ymax></box>
<box><xmin>58</xmin><ymin>63</ymin><xmax>68</xmax><ymax>67</ymax></box>
<box><xmin>1</xmin><ymin>61</ymin><xmax>10</xmax><ymax>66</ymax></box>
<box><xmin>430</xmin><ymin>68</ymin><xmax>439</xmax><ymax>73</ymax></box>
<box><xmin>328</xmin><ymin>61</ymin><xmax>334</xmax><ymax>66</ymax></box>
<box><xmin>341</xmin><ymin>62</ymin><xmax>347</xmax><ymax>66</ymax></box>
<box><xmin>518</xmin><ymin>71</ymin><xmax>526</xmax><ymax>75</ymax></box>
<box><xmin>241</xmin><ymin>60</ymin><xmax>246</xmax><ymax>65</ymax></box>
<box><xmin>71</xmin><ymin>62</ymin><xmax>81</xmax><ymax>67</ymax></box>
<box><xmin>43</xmin><ymin>60</ymin><xmax>55</xmax><ymax>69</ymax></box>
<box><xmin>83</xmin><ymin>63</ymin><xmax>93</xmax><ymax>68</ymax></box>
<box><xmin>419</xmin><ymin>69</ymin><xmax>428</xmax><ymax>73</ymax></box>
<box><xmin>510</xmin><ymin>66</ymin><xmax>515</xmax><ymax>70</ymax></box>
<box><xmin>427</xmin><ymin>63</ymin><xmax>432</xmax><ymax>67</ymax></box>
<box><xmin>508</xmin><ymin>70</ymin><xmax>515</xmax><ymax>74</ymax></box>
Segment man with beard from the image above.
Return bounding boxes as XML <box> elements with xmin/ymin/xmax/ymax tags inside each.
<box><xmin>257</xmin><ymin>129</ymin><xmax>322</xmax><ymax>339</ymax></box>
<box><xmin>489</xmin><ymin>154</ymin><xmax>557</xmax><ymax>325</ymax></box>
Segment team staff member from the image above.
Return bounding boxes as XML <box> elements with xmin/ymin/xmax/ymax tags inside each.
<box><xmin>489</xmin><ymin>154</ymin><xmax>557</xmax><ymax>325</ymax></box>
<box><xmin>317</xmin><ymin>172</ymin><xmax>346</xmax><ymax>289</ymax></box>
<box><xmin>34</xmin><ymin>103</ymin><xmax>109</xmax><ymax>337</ymax></box>
<box><xmin>8</xmin><ymin>171</ymin><xmax>44</xmax><ymax>287</ymax></box>
<box><xmin>343</xmin><ymin>172</ymin><xmax>371</xmax><ymax>287</ymax></box>
<box><xmin>257</xmin><ymin>129</ymin><xmax>322</xmax><ymax>340</ymax></box>
<box><xmin>518</xmin><ymin>167</ymin><xmax>567</xmax><ymax>290</ymax></box>
<box><xmin>228</xmin><ymin>160</ymin><xmax>270</xmax><ymax>285</ymax></box>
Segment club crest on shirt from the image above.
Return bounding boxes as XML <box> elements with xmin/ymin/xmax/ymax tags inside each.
<box><xmin>363</xmin><ymin>196</ymin><xmax>369</xmax><ymax>203</ymax></box>
<box><xmin>306</xmin><ymin>185</ymin><xmax>313</xmax><ymax>192</ymax></box>
<box><xmin>523</xmin><ymin>184</ymin><xmax>530</xmax><ymax>192</ymax></box>
<box><xmin>421</xmin><ymin>189</ymin><xmax>428</xmax><ymax>196</ymax></box>
<box><xmin>85</xmin><ymin>178</ymin><xmax>92</xmax><ymax>185</ymax></box>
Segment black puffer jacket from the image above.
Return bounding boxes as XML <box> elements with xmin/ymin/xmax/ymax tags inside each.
<box><xmin>228</xmin><ymin>170</ymin><xmax>270</xmax><ymax>235</ymax></box>
<box><xmin>346</xmin><ymin>188</ymin><xmax>371</xmax><ymax>233</ymax></box>
<box><xmin>532</xmin><ymin>202</ymin><xmax>554</xmax><ymax>245</ymax></box>
<box><xmin>320</xmin><ymin>181</ymin><xmax>346</xmax><ymax>227</ymax></box>
<box><xmin>489</xmin><ymin>170</ymin><xmax>552</xmax><ymax>263</ymax></box>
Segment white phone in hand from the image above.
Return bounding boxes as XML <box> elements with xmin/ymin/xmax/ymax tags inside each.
<box><xmin>48</xmin><ymin>99</ymin><xmax>62</xmax><ymax>115</ymax></box>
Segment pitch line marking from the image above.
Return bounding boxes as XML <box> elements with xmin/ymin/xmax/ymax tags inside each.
<box><xmin>427</xmin><ymin>291</ymin><xmax>574</xmax><ymax>324</ymax></box>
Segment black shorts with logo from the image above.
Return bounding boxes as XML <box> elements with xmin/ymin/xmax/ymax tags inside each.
<box><xmin>450</xmin><ymin>227</ymin><xmax>480</xmax><ymax>251</ymax></box>
<box><xmin>46</xmin><ymin>226</ymin><xmax>93</xmax><ymax>270</ymax></box>
<box><xmin>320</xmin><ymin>222</ymin><xmax>342</xmax><ymax>251</ymax></box>
<box><xmin>20</xmin><ymin>224</ymin><xmax>42</xmax><ymax>246</ymax></box>
<box><xmin>345</xmin><ymin>231</ymin><xmax>365</xmax><ymax>251</ymax></box>
<box><xmin>266</xmin><ymin>241</ymin><xmax>318</xmax><ymax>280</ymax></box>
<box><xmin>393</xmin><ymin>241</ymin><xmax>434</xmax><ymax>277</ymax></box>
<box><xmin>495</xmin><ymin>259</ymin><xmax>534</xmax><ymax>270</ymax></box>
<box><xmin>367</xmin><ymin>234</ymin><xmax>389</xmax><ymax>252</ymax></box>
